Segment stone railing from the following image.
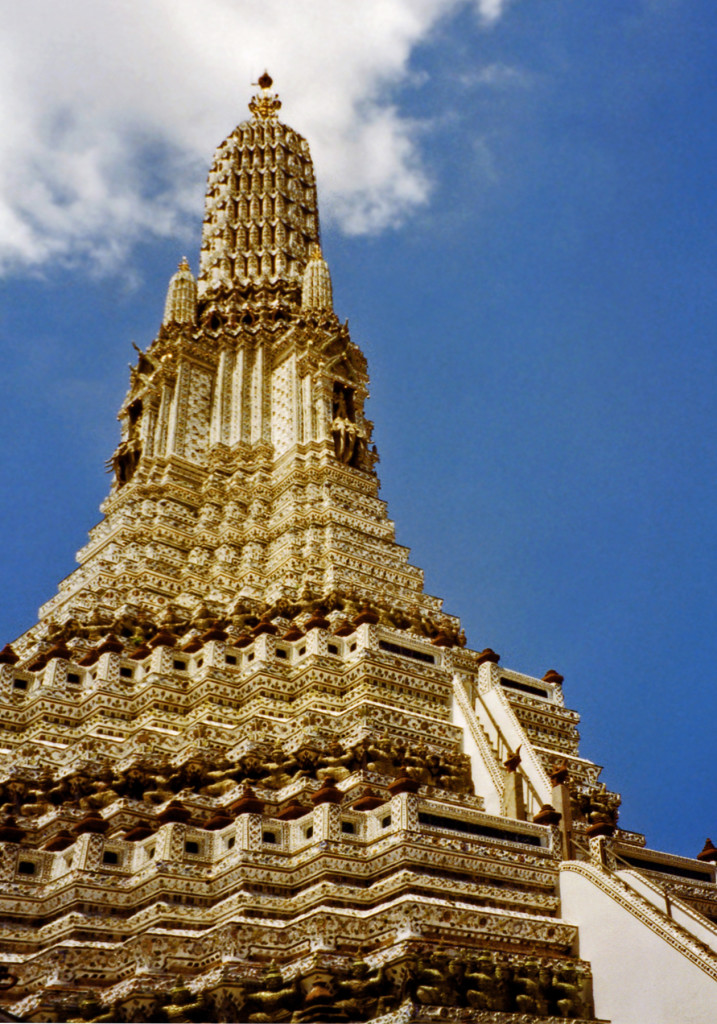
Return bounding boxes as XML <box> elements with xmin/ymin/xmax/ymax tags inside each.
<box><xmin>564</xmin><ymin>838</ymin><xmax>717</xmax><ymax>982</ymax></box>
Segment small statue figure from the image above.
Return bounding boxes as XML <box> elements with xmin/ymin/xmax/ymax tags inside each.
<box><xmin>413</xmin><ymin>952</ymin><xmax>453</xmax><ymax>1006</ymax></box>
<box><xmin>293</xmin><ymin>746</ymin><xmax>321</xmax><ymax>779</ymax></box>
<box><xmin>399</xmin><ymin>959</ymin><xmax>420</xmax><ymax>1004</ymax></box>
<box><xmin>244</xmin><ymin>966</ymin><xmax>301</xmax><ymax>1022</ymax></box>
<box><xmin>142</xmin><ymin>769</ymin><xmax>174</xmax><ymax>806</ymax></box>
<box><xmin>331</xmin><ymin>387</ymin><xmax>366</xmax><ymax>466</ymax></box>
<box><xmin>576</xmin><ymin>784</ymin><xmax>620</xmax><ymax>830</ymax></box>
<box><xmin>513</xmin><ymin>961</ymin><xmax>547</xmax><ymax>1015</ymax></box>
<box><xmin>78</xmin><ymin>998</ymin><xmax>119</xmax><ymax>1023</ymax></box>
<box><xmin>238</xmin><ymin>749</ymin><xmax>269</xmax><ymax>783</ymax></box>
<box><xmin>445</xmin><ymin>959</ymin><xmax>467</xmax><ymax>1006</ymax></box>
<box><xmin>45</xmin><ymin>775</ymin><xmax>73</xmax><ymax>808</ymax></box>
<box><xmin>548</xmin><ymin>967</ymin><xmax>584</xmax><ymax>1019</ymax></box>
<box><xmin>491</xmin><ymin>962</ymin><xmax>512</xmax><ymax>1013</ymax></box>
<box><xmin>316</xmin><ymin>741</ymin><xmax>353</xmax><ymax>783</ymax></box>
<box><xmin>1</xmin><ymin>777</ymin><xmax>29</xmax><ymax>813</ymax></box>
<box><xmin>333</xmin><ymin>960</ymin><xmax>388</xmax><ymax>1020</ymax></box>
<box><xmin>289</xmin><ymin>977</ymin><xmax>343</xmax><ymax>1022</ymax></box>
<box><xmin>164</xmin><ymin>982</ymin><xmax>211</xmax><ymax>1022</ymax></box>
<box><xmin>262</xmin><ymin>745</ymin><xmax>298</xmax><ymax>790</ymax></box>
<box><xmin>79</xmin><ymin>767</ymin><xmax>119</xmax><ymax>810</ymax></box>
<box><xmin>464</xmin><ymin>955</ymin><xmax>497</xmax><ymax>1010</ymax></box>
<box><xmin>365</xmin><ymin>736</ymin><xmax>395</xmax><ymax>776</ymax></box>
<box><xmin>111</xmin><ymin>436</ymin><xmax>142</xmax><ymax>487</ymax></box>
<box><xmin>214</xmin><ymin>990</ymin><xmax>245</xmax><ymax>1023</ymax></box>
<box><xmin>422</xmin><ymin>751</ymin><xmax>473</xmax><ymax>794</ymax></box>
<box><xmin>21</xmin><ymin>770</ymin><xmax>53</xmax><ymax>817</ymax></box>
<box><xmin>117</xmin><ymin>765</ymin><xmax>151</xmax><ymax>802</ymax></box>
<box><xmin>201</xmin><ymin>766</ymin><xmax>239</xmax><ymax>799</ymax></box>
<box><xmin>167</xmin><ymin>758</ymin><xmax>209</xmax><ymax>795</ymax></box>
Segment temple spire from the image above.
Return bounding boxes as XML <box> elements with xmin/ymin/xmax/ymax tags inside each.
<box><xmin>162</xmin><ymin>257</ymin><xmax>197</xmax><ymax>326</ymax></box>
<box><xmin>198</xmin><ymin>73</ymin><xmax>320</xmax><ymax>305</ymax></box>
<box><xmin>301</xmin><ymin>243</ymin><xmax>333</xmax><ymax>311</ymax></box>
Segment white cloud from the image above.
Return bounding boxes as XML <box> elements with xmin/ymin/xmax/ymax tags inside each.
<box><xmin>459</xmin><ymin>63</ymin><xmax>530</xmax><ymax>89</ymax></box>
<box><xmin>475</xmin><ymin>0</ymin><xmax>513</xmax><ymax>23</ymax></box>
<box><xmin>0</xmin><ymin>0</ymin><xmax>514</xmax><ymax>276</ymax></box>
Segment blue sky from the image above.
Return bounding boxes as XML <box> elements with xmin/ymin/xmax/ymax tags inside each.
<box><xmin>1</xmin><ymin>0</ymin><xmax>716</xmax><ymax>859</ymax></box>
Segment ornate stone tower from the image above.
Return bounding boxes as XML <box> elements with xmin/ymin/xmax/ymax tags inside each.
<box><xmin>40</xmin><ymin>72</ymin><xmax>443</xmax><ymax>641</ymax></box>
<box><xmin>0</xmin><ymin>77</ymin><xmax>716</xmax><ymax>1024</ymax></box>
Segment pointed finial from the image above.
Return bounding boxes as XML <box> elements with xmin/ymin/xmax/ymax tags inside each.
<box><xmin>697</xmin><ymin>838</ymin><xmax>717</xmax><ymax>862</ymax></box>
<box><xmin>503</xmin><ymin>745</ymin><xmax>522</xmax><ymax>773</ymax></box>
<box><xmin>0</xmin><ymin>644</ymin><xmax>19</xmax><ymax>665</ymax></box>
<box><xmin>249</xmin><ymin>71</ymin><xmax>281</xmax><ymax>120</ymax></box>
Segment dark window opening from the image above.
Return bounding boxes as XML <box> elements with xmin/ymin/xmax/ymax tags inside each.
<box><xmin>262</xmin><ymin>832</ymin><xmax>277</xmax><ymax>844</ymax></box>
<box><xmin>185</xmin><ymin>841</ymin><xmax>200</xmax><ymax>855</ymax></box>
<box><xmin>622</xmin><ymin>855</ymin><xmax>713</xmax><ymax>883</ymax></box>
<box><xmin>120</xmin><ymin>667</ymin><xmax>133</xmax><ymax>678</ymax></box>
<box><xmin>341</xmin><ymin>821</ymin><xmax>356</xmax><ymax>835</ymax></box>
<box><xmin>128</xmin><ymin>399</ymin><xmax>143</xmax><ymax>426</ymax></box>
<box><xmin>67</xmin><ymin>672</ymin><xmax>80</xmax><ymax>683</ymax></box>
<box><xmin>102</xmin><ymin>851</ymin><xmax>119</xmax><ymax>865</ymax></box>
<box><xmin>225</xmin><ymin>655</ymin><xmax>237</xmax><ymax>665</ymax></box>
<box><xmin>328</xmin><ymin>644</ymin><xmax>339</xmax><ymax>655</ymax></box>
<box><xmin>500</xmin><ymin>677</ymin><xmax>549</xmax><ymax>698</ymax></box>
<box><xmin>173</xmin><ymin>660</ymin><xmax>187</xmax><ymax>671</ymax></box>
<box><xmin>13</xmin><ymin>679</ymin><xmax>27</xmax><ymax>690</ymax></box>
<box><xmin>379</xmin><ymin>640</ymin><xmax>435</xmax><ymax>665</ymax></box>
<box><xmin>18</xmin><ymin>861</ymin><xmax>36</xmax><ymax>876</ymax></box>
<box><xmin>418</xmin><ymin>812</ymin><xmax>541</xmax><ymax>847</ymax></box>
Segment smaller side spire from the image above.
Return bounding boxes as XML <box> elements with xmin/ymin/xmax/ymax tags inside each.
<box><xmin>163</xmin><ymin>258</ymin><xmax>197</xmax><ymax>326</ymax></box>
<box><xmin>301</xmin><ymin>244</ymin><xmax>333</xmax><ymax>312</ymax></box>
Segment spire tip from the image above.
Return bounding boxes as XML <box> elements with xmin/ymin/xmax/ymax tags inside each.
<box><xmin>249</xmin><ymin>71</ymin><xmax>281</xmax><ymax>120</ymax></box>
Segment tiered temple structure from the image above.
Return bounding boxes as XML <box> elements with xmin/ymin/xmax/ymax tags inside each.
<box><xmin>0</xmin><ymin>75</ymin><xmax>716</xmax><ymax>1024</ymax></box>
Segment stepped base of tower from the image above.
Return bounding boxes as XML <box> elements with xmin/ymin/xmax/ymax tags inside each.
<box><xmin>0</xmin><ymin>616</ymin><xmax>715</xmax><ymax>1022</ymax></box>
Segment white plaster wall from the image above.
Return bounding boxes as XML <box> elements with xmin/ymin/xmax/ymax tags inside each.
<box><xmin>560</xmin><ymin>865</ymin><xmax>717</xmax><ymax>1023</ymax></box>
<box><xmin>451</xmin><ymin>688</ymin><xmax>502</xmax><ymax>816</ymax></box>
<box><xmin>618</xmin><ymin>869</ymin><xmax>717</xmax><ymax>954</ymax></box>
